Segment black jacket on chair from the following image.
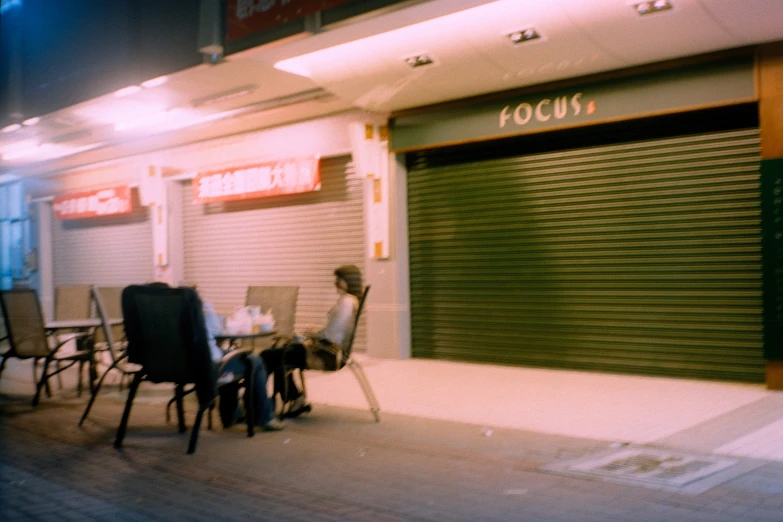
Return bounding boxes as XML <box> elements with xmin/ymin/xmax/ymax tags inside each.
<box><xmin>122</xmin><ymin>284</ymin><xmax>216</xmax><ymax>405</ymax></box>
<box><xmin>116</xmin><ymin>284</ymin><xmax>222</xmax><ymax>453</ymax></box>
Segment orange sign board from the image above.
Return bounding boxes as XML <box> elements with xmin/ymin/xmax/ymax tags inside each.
<box><xmin>53</xmin><ymin>186</ymin><xmax>133</xmax><ymax>220</ymax></box>
<box><xmin>193</xmin><ymin>156</ymin><xmax>321</xmax><ymax>204</ymax></box>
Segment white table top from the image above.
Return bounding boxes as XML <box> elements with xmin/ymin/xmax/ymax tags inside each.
<box><xmin>213</xmin><ymin>329</ymin><xmax>277</xmax><ymax>342</ymax></box>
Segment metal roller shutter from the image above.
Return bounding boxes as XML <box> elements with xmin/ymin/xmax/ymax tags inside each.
<box><xmin>407</xmin><ymin>128</ymin><xmax>763</xmax><ymax>382</ymax></box>
<box><xmin>182</xmin><ymin>155</ymin><xmax>367</xmax><ymax>353</ymax></box>
<box><xmin>52</xmin><ymin>196</ymin><xmax>154</xmax><ymax>286</ymax></box>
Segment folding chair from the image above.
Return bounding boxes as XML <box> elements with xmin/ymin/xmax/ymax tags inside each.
<box><xmin>0</xmin><ymin>289</ymin><xmax>94</xmax><ymax>406</ymax></box>
<box><xmin>245</xmin><ymin>285</ymin><xmax>299</xmax><ymax>350</ymax></box>
<box><xmin>283</xmin><ymin>285</ymin><xmax>380</xmax><ymax>422</ymax></box>
<box><xmin>114</xmin><ymin>284</ymin><xmax>255</xmax><ymax>454</ymax></box>
<box><xmin>52</xmin><ymin>284</ymin><xmax>93</xmax><ymax>389</ymax></box>
<box><xmin>54</xmin><ymin>284</ymin><xmax>93</xmax><ymax>322</ymax></box>
<box><xmin>92</xmin><ymin>286</ymin><xmax>126</xmax><ymax>348</ymax></box>
<box><xmin>79</xmin><ymin>285</ymin><xmax>135</xmax><ymax>425</ymax></box>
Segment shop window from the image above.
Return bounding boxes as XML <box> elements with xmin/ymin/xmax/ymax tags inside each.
<box><xmin>0</xmin><ymin>182</ymin><xmax>30</xmax><ymax>289</ymax></box>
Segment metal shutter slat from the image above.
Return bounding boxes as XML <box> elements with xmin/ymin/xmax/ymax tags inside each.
<box><xmin>408</xmin><ymin>128</ymin><xmax>763</xmax><ymax>382</ymax></box>
<box><xmin>182</xmin><ymin>156</ymin><xmax>367</xmax><ymax>352</ymax></box>
<box><xmin>52</xmin><ymin>201</ymin><xmax>154</xmax><ymax>286</ymax></box>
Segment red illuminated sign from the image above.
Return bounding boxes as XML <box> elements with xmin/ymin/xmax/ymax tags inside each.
<box><xmin>226</xmin><ymin>0</ymin><xmax>356</xmax><ymax>42</ymax></box>
<box><xmin>193</xmin><ymin>156</ymin><xmax>321</xmax><ymax>204</ymax></box>
<box><xmin>53</xmin><ymin>186</ymin><xmax>133</xmax><ymax>220</ymax></box>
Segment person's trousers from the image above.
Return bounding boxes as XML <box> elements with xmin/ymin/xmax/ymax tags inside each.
<box><xmin>218</xmin><ymin>354</ymin><xmax>275</xmax><ymax>427</ymax></box>
<box><xmin>260</xmin><ymin>344</ymin><xmax>307</xmax><ymax>402</ymax></box>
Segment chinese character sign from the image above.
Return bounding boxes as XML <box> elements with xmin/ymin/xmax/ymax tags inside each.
<box><xmin>53</xmin><ymin>186</ymin><xmax>133</xmax><ymax>220</ymax></box>
<box><xmin>193</xmin><ymin>156</ymin><xmax>321</xmax><ymax>204</ymax></box>
<box><xmin>226</xmin><ymin>0</ymin><xmax>356</xmax><ymax>42</ymax></box>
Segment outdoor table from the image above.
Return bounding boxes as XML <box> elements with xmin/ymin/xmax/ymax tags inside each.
<box><xmin>214</xmin><ymin>329</ymin><xmax>277</xmax><ymax>351</ymax></box>
<box><xmin>44</xmin><ymin>317</ymin><xmax>124</xmax><ymax>392</ymax></box>
<box><xmin>45</xmin><ymin>317</ymin><xmax>123</xmax><ymax>331</ymax></box>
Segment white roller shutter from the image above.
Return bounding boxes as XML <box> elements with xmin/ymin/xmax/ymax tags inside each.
<box><xmin>51</xmin><ymin>193</ymin><xmax>154</xmax><ymax>287</ymax></box>
<box><xmin>182</xmin><ymin>156</ymin><xmax>367</xmax><ymax>352</ymax></box>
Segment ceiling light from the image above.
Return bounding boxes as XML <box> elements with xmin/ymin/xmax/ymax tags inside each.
<box><xmin>74</xmin><ymin>99</ymin><xmax>167</xmax><ymax>126</ymax></box>
<box><xmin>238</xmin><ymin>88</ymin><xmax>333</xmax><ymax>116</ymax></box>
<box><xmin>2</xmin><ymin>141</ymin><xmax>40</xmax><ymax>160</ymax></box>
<box><xmin>191</xmin><ymin>85</ymin><xmax>257</xmax><ymax>107</ymax></box>
<box><xmin>507</xmin><ymin>28</ymin><xmax>541</xmax><ymax>45</ymax></box>
<box><xmin>1</xmin><ymin>123</ymin><xmax>21</xmax><ymax>133</ymax></box>
<box><xmin>404</xmin><ymin>54</ymin><xmax>434</xmax><ymax>69</ymax></box>
<box><xmin>273</xmin><ymin>58</ymin><xmax>312</xmax><ymax>78</ymax></box>
<box><xmin>22</xmin><ymin>117</ymin><xmax>40</xmax><ymax>126</ymax></box>
<box><xmin>114</xmin><ymin>109</ymin><xmax>171</xmax><ymax>131</ymax></box>
<box><xmin>114</xmin><ymin>85</ymin><xmax>142</xmax><ymax>98</ymax></box>
<box><xmin>634</xmin><ymin>0</ymin><xmax>672</xmax><ymax>16</ymax></box>
<box><xmin>141</xmin><ymin>76</ymin><xmax>168</xmax><ymax>88</ymax></box>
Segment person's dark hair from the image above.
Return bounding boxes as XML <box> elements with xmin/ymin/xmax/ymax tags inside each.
<box><xmin>334</xmin><ymin>265</ymin><xmax>363</xmax><ymax>298</ymax></box>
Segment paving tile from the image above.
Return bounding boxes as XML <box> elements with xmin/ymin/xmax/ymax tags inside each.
<box><xmin>4</xmin><ymin>360</ymin><xmax>783</xmax><ymax>522</ymax></box>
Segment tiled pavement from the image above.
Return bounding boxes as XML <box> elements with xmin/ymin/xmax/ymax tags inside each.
<box><xmin>2</xmin><ymin>356</ymin><xmax>783</xmax><ymax>521</ymax></box>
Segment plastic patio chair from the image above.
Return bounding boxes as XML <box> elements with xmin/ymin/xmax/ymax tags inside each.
<box><xmin>113</xmin><ymin>284</ymin><xmax>256</xmax><ymax>454</ymax></box>
<box><xmin>282</xmin><ymin>285</ymin><xmax>380</xmax><ymax>422</ymax></box>
<box><xmin>0</xmin><ymin>289</ymin><xmax>94</xmax><ymax>406</ymax></box>
<box><xmin>245</xmin><ymin>285</ymin><xmax>299</xmax><ymax>350</ymax></box>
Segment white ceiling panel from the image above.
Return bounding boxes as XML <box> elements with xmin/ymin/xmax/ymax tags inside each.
<box><xmin>699</xmin><ymin>0</ymin><xmax>783</xmax><ymax>43</ymax></box>
<box><xmin>370</xmin><ymin>14</ymin><xmax>510</xmax><ymax>103</ymax></box>
<box><xmin>557</xmin><ymin>0</ymin><xmax>742</xmax><ymax>64</ymax></box>
<box><xmin>463</xmin><ymin>0</ymin><xmax>626</xmax><ymax>88</ymax></box>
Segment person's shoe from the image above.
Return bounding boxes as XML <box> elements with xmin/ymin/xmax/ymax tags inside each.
<box><xmin>261</xmin><ymin>418</ymin><xmax>285</xmax><ymax>431</ymax></box>
<box><xmin>282</xmin><ymin>396</ymin><xmax>312</xmax><ymax>418</ymax></box>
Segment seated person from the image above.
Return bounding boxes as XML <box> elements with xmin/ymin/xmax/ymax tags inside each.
<box><xmin>260</xmin><ymin>265</ymin><xmax>363</xmax><ymax>418</ymax></box>
<box><xmin>201</xmin><ymin>295</ymin><xmax>284</xmax><ymax>431</ymax></box>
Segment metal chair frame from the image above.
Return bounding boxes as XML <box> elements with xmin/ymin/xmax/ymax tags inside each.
<box><xmin>79</xmin><ymin>285</ymin><xmax>136</xmax><ymax>425</ymax></box>
<box><xmin>0</xmin><ymin>288</ymin><xmax>94</xmax><ymax>406</ymax></box>
<box><xmin>113</xmin><ymin>284</ymin><xmax>255</xmax><ymax>454</ymax></box>
<box><xmin>282</xmin><ymin>285</ymin><xmax>380</xmax><ymax>422</ymax></box>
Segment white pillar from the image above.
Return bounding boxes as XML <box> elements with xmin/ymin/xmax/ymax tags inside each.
<box><xmin>36</xmin><ymin>201</ymin><xmax>54</xmax><ymax>321</ymax></box>
<box><xmin>363</xmin><ymin>153</ymin><xmax>412</xmax><ymax>359</ymax></box>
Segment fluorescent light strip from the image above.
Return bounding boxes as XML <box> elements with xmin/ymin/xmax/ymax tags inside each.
<box><xmin>141</xmin><ymin>76</ymin><xmax>168</xmax><ymax>88</ymax></box>
<box><xmin>114</xmin><ymin>85</ymin><xmax>142</xmax><ymax>98</ymax></box>
<box><xmin>191</xmin><ymin>85</ymin><xmax>258</xmax><ymax>107</ymax></box>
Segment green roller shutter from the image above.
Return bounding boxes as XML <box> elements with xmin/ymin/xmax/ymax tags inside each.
<box><xmin>407</xmin><ymin>128</ymin><xmax>764</xmax><ymax>382</ymax></box>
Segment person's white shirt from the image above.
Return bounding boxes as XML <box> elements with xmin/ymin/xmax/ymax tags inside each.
<box><xmin>308</xmin><ymin>293</ymin><xmax>358</xmax><ymax>349</ymax></box>
<box><xmin>202</xmin><ymin>301</ymin><xmax>224</xmax><ymax>362</ymax></box>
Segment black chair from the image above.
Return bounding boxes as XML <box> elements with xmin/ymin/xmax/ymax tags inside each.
<box><xmin>282</xmin><ymin>285</ymin><xmax>380</xmax><ymax>422</ymax></box>
<box><xmin>0</xmin><ymin>288</ymin><xmax>95</xmax><ymax>406</ymax></box>
<box><xmin>113</xmin><ymin>284</ymin><xmax>255</xmax><ymax>454</ymax></box>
